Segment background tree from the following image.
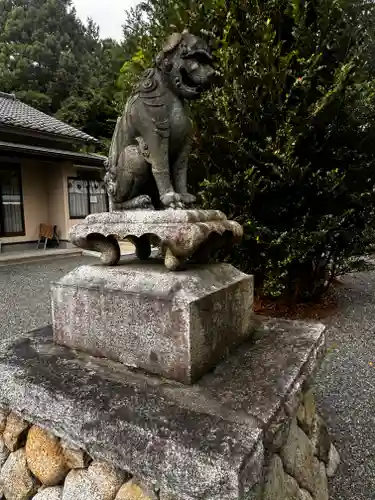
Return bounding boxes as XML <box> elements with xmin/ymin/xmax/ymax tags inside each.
<box><xmin>0</xmin><ymin>0</ymin><xmax>124</xmax><ymax>147</ymax></box>
<box><xmin>56</xmin><ymin>36</ymin><xmax>125</xmax><ymax>148</ymax></box>
<box><xmin>118</xmin><ymin>0</ymin><xmax>375</xmax><ymax>300</ymax></box>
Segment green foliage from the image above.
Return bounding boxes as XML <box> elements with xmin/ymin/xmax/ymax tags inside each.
<box><xmin>0</xmin><ymin>0</ymin><xmax>124</xmax><ymax>147</ymax></box>
<box><xmin>119</xmin><ymin>0</ymin><xmax>375</xmax><ymax>300</ymax></box>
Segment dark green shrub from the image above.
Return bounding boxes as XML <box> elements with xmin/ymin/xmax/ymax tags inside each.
<box><xmin>120</xmin><ymin>0</ymin><xmax>375</xmax><ymax>300</ymax></box>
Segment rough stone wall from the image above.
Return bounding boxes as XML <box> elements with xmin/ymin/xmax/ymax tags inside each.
<box><xmin>0</xmin><ymin>387</ymin><xmax>339</xmax><ymax>500</ymax></box>
<box><xmin>258</xmin><ymin>388</ymin><xmax>340</xmax><ymax>500</ymax></box>
<box><xmin>0</xmin><ymin>409</ymin><xmax>154</xmax><ymax>500</ymax></box>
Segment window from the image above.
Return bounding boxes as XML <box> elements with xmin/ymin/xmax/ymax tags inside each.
<box><xmin>68</xmin><ymin>177</ymin><xmax>108</xmax><ymax>219</ymax></box>
<box><xmin>0</xmin><ymin>164</ymin><xmax>25</xmax><ymax>236</ymax></box>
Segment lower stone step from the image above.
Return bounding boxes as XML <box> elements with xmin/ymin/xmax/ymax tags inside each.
<box><xmin>0</xmin><ymin>317</ymin><xmax>339</xmax><ymax>500</ymax></box>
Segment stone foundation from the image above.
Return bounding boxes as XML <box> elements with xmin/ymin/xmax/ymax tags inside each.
<box><xmin>0</xmin><ymin>389</ymin><xmax>339</xmax><ymax>500</ymax></box>
<box><xmin>0</xmin><ymin>318</ymin><xmax>339</xmax><ymax>500</ymax></box>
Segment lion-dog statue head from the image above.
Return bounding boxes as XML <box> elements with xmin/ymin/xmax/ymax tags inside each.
<box><xmin>155</xmin><ymin>29</ymin><xmax>215</xmax><ymax>99</ymax></box>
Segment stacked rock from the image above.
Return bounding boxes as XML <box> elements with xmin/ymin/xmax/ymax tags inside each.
<box><xmin>0</xmin><ymin>409</ymin><xmax>155</xmax><ymax>500</ymax></box>
<box><xmin>262</xmin><ymin>388</ymin><xmax>340</xmax><ymax>500</ymax></box>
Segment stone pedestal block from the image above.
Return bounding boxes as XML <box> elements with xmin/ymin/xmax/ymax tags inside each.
<box><xmin>0</xmin><ymin>318</ymin><xmax>326</xmax><ymax>500</ymax></box>
<box><xmin>51</xmin><ymin>261</ymin><xmax>253</xmax><ymax>384</ymax></box>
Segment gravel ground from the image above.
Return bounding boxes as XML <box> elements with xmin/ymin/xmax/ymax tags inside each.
<box><xmin>316</xmin><ymin>272</ymin><xmax>375</xmax><ymax>499</ymax></box>
<box><xmin>0</xmin><ymin>256</ymin><xmax>95</xmax><ymax>344</ymax></box>
<box><xmin>0</xmin><ymin>257</ymin><xmax>373</xmax><ymax>499</ymax></box>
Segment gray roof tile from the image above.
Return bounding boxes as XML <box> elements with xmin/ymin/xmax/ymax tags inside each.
<box><xmin>0</xmin><ymin>92</ymin><xmax>98</xmax><ymax>143</ymax></box>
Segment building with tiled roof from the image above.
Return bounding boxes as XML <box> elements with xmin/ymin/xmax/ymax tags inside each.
<box><xmin>0</xmin><ymin>91</ymin><xmax>97</xmax><ymax>143</ymax></box>
<box><xmin>0</xmin><ymin>92</ymin><xmax>108</xmax><ymax>251</ymax></box>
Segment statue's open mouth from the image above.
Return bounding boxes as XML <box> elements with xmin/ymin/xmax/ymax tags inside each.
<box><xmin>180</xmin><ymin>68</ymin><xmax>203</xmax><ymax>94</ymax></box>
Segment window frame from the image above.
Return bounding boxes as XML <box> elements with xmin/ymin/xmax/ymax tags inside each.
<box><xmin>68</xmin><ymin>176</ymin><xmax>108</xmax><ymax>219</ymax></box>
<box><xmin>0</xmin><ymin>163</ymin><xmax>25</xmax><ymax>237</ymax></box>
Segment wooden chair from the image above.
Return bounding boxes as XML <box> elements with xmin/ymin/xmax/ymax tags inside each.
<box><xmin>36</xmin><ymin>224</ymin><xmax>60</xmax><ymax>250</ymax></box>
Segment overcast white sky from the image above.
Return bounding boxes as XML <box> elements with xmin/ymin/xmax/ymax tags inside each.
<box><xmin>72</xmin><ymin>0</ymin><xmax>140</xmax><ymax>41</ymax></box>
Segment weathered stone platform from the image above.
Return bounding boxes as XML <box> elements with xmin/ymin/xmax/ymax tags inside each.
<box><xmin>68</xmin><ymin>210</ymin><xmax>243</xmax><ymax>270</ymax></box>
<box><xmin>0</xmin><ymin>318</ymin><xmax>335</xmax><ymax>500</ymax></box>
<box><xmin>51</xmin><ymin>261</ymin><xmax>253</xmax><ymax>384</ymax></box>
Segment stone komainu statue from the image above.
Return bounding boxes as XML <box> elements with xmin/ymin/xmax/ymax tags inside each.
<box><xmin>104</xmin><ymin>30</ymin><xmax>215</xmax><ymax>210</ymax></box>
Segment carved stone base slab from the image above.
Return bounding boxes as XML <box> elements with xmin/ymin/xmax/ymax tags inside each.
<box><xmin>51</xmin><ymin>261</ymin><xmax>253</xmax><ymax>384</ymax></box>
<box><xmin>0</xmin><ymin>319</ymin><xmax>326</xmax><ymax>500</ymax></box>
<box><xmin>68</xmin><ymin>210</ymin><xmax>243</xmax><ymax>270</ymax></box>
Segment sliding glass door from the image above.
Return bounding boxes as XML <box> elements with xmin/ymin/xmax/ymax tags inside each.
<box><xmin>0</xmin><ymin>164</ymin><xmax>25</xmax><ymax>236</ymax></box>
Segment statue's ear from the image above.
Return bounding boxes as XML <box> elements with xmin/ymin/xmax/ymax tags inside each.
<box><xmin>162</xmin><ymin>32</ymin><xmax>183</xmax><ymax>54</ymax></box>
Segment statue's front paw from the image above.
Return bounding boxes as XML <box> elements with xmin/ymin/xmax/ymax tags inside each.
<box><xmin>160</xmin><ymin>192</ymin><xmax>183</xmax><ymax>209</ymax></box>
<box><xmin>180</xmin><ymin>193</ymin><xmax>196</xmax><ymax>206</ymax></box>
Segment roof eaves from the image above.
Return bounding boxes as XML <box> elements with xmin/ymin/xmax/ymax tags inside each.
<box><xmin>0</xmin><ymin>140</ymin><xmax>107</xmax><ymax>166</ymax></box>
